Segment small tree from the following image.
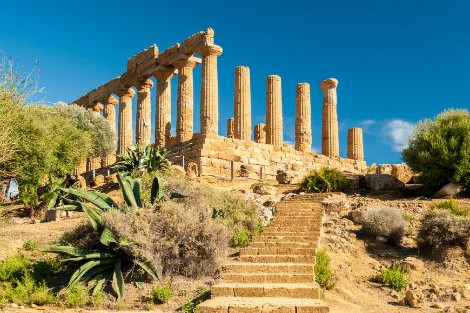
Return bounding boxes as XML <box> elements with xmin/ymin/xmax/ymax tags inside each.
<box><xmin>403</xmin><ymin>109</ymin><xmax>470</xmax><ymax>190</ymax></box>
<box><xmin>54</xmin><ymin>103</ymin><xmax>115</xmax><ymax>158</ymax></box>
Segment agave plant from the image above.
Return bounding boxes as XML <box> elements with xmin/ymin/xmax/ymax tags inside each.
<box><xmin>113</xmin><ymin>144</ymin><xmax>170</xmax><ymax>174</ymax></box>
<box><xmin>43</xmin><ymin>172</ymin><xmax>163</xmax><ymax>299</ymax></box>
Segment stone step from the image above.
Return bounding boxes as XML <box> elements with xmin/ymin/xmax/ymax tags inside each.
<box><xmin>269</xmin><ymin>221</ymin><xmax>321</xmax><ymax>227</ymax></box>
<box><xmin>252</xmin><ymin>235</ymin><xmax>319</xmax><ymax>242</ymax></box>
<box><xmin>263</xmin><ymin>226</ymin><xmax>321</xmax><ymax>232</ymax></box>
<box><xmin>222</xmin><ymin>262</ymin><xmax>313</xmax><ymax>274</ymax></box>
<box><xmin>198</xmin><ymin>297</ymin><xmax>329</xmax><ymax>313</ymax></box>
<box><xmin>249</xmin><ymin>241</ymin><xmax>315</xmax><ymax>249</ymax></box>
<box><xmin>261</xmin><ymin>232</ymin><xmax>320</xmax><ymax>237</ymax></box>
<box><xmin>221</xmin><ymin>272</ymin><xmax>314</xmax><ymax>284</ymax></box>
<box><xmin>240</xmin><ymin>247</ymin><xmax>315</xmax><ymax>256</ymax></box>
<box><xmin>211</xmin><ymin>283</ymin><xmax>321</xmax><ymax>299</ymax></box>
<box><xmin>240</xmin><ymin>254</ymin><xmax>314</xmax><ymax>263</ymax></box>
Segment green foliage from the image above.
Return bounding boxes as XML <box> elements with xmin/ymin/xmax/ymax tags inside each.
<box><xmin>55</xmin><ymin>103</ymin><xmax>115</xmax><ymax>158</ymax></box>
<box><xmin>380</xmin><ymin>265</ymin><xmax>408</xmax><ymax>291</ymax></box>
<box><xmin>113</xmin><ymin>144</ymin><xmax>170</xmax><ymax>174</ymax></box>
<box><xmin>403</xmin><ymin>109</ymin><xmax>470</xmax><ymax>190</ymax></box>
<box><xmin>22</xmin><ymin>240</ymin><xmax>39</xmax><ymax>251</ymax></box>
<box><xmin>151</xmin><ymin>283</ymin><xmax>173</xmax><ymax>304</ymax></box>
<box><xmin>182</xmin><ymin>290</ymin><xmax>210</xmax><ymax>313</ymax></box>
<box><xmin>232</xmin><ymin>228</ymin><xmax>251</xmax><ymax>247</ymax></box>
<box><xmin>361</xmin><ymin>206</ymin><xmax>407</xmax><ymax>244</ymax></box>
<box><xmin>430</xmin><ymin>199</ymin><xmax>469</xmax><ymax>217</ymax></box>
<box><xmin>64</xmin><ymin>283</ymin><xmax>88</xmax><ymax>308</ymax></box>
<box><xmin>44</xmin><ymin>173</ymin><xmax>158</xmax><ymax>299</ymax></box>
<box><xmin>315</xmin><ymin>249</ymin><xmax>334</xmax><ymax>290</ymax></box>
<box><xmin>418</xmin><ymin>209</ymin><xmax>470</xmax><ymax>251</ymax></box>
<box><xmin>0</xmin><ymin>255</ymin><xmax>55</xmax><ymax>306</ymax></box>
<box><xmin>10</xmin><ymin>105</ymin><xmax>92</xmax><ymax>207</ymax></box>
<box><xmin>300</xmin><ymin>168</ymin><xmax>351</xmax><ymax>193</ymax></box>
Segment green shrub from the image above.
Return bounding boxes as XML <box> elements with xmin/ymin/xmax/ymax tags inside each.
<box><xmin>64</xmin><ymin>283</ymin><xmax>88</xmax><ymax>308</ymax></box>
<box><xmin>300</xmin><ymin>168</ymin><xmax>351</xmax><ymax>193</ymax></box>
<box><xmin>361</xmin><ymin>206</ymin><xmax>406</xmax><ymax>244</ymax></box>
<box><xmin>0</xmin><ymin>254</ymin><xmax>30</xmax><ymax>281</ymax></box>
<box><xmin>113</xmin><ymin>144</ymin><xmax>170</xmax><ymax>174</ymax></box>
<box><xmin>403</xmin><ymin>109</ymin><xmax>470</xmax><ymax>190</ymax></box>
<box><xmin>232</xmin><ymin>228</ymin><xmax>251</xmax><ymax>247</ymax></box>
<box><xmin>418</xmin><ymin>210</ymin><xmax>470</xmax><ymax>251</ymax></box>
<box><xmin>381</xmin><ymin>265</ymin><xmax>408</xmax><ymax>291</ymax></box>
<box><xmin>430</xmin><ymin>199</ymin><xmax>469</xmax><ymax>217</ymax></box>
<box><xmin>152</xmin><ymin>283</ymin><xmax>173</xmax><ymax>304</ymax></box>
<box><xmin>22</xmin><ymin>240</ymin><xmax>39</xmax><ymax>251</ymax></box>
<box><xmin>182</xmin><ymin>289</ymin><xmax>210</xmax><ymax>313</ymax></box>
<box><xmin>315</xmin><ymin>249</ymin><xmax>333</xmax><ymax>289</ymax></box>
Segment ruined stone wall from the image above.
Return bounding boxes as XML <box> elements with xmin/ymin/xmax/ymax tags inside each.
<box><xmin>167</xmin><ymin>135</ymin><xmax>367</xmax><ymax>181</ymax></box>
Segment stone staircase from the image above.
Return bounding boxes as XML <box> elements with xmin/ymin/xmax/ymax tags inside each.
<box><xmin>198</xmin><ymin>195</ymin><xmax>329</xmax><ymax>313</ymax></box>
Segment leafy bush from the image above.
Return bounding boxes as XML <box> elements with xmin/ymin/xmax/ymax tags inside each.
<box><xmin>315</xmin><ymin>249</ymin><xmax>333</xmax><ymax>289</ymax></box>
<box><xmin>403</xmin><ymin>109</ymin><xmax>470</xmax><ymax>190</ymax></box>
<box><xmin>418</xmin><ymin>209</ymin><xmax>470</xmax><ymax>251</ymax></box>
<box><xmin>361</xmin><ymin>206</ymin><xmax>406</xmax><ymax>244</ymax></box>
<box><xmin>55</xmin><ymin>103</ymin><xmax>115</xmax><ymax>158</ymax></box>
<box><xmin>430</xmin><ymin>199</ymin><xmax>469</xmax><ymax>217</ymax></box>
<box><xmin>300</xmin><ymin>168</ymin><xmax>351</xmax><ymax>193</ymax></box>
<box><xmin>151</xmin><ymin>283</ymin><xmax>173</xmax><ymax>304</ymax></box>
<box><xmin>64</xmin><ymin>283</ymin><xmax>88</xmax><ymax>308</ymax></box>
<box><xmin>380</xmin><ymin>265</ymin><xmax>408</xmax><ymax>291</ymax></box>
<box><xmin>232</xmin><ymin>228</ymin><xmax>251</xmax><ymax>247</ymax></box>
<box><xmin>0</xmin><ymin>255</ymin><xmax>55</xmax><ymax>306</ymax></box>
<box><xmin>23</xmin><ymin>240</ymin><xmax>39</xmax><ymax>251</ymax></box>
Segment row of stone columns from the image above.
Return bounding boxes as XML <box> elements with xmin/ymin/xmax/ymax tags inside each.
<box><xmin>226</xmin><ymin>73</ymin><xmax>364</xmax><ymax>161</ymax></box>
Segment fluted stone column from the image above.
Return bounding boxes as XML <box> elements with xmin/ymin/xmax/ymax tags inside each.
<box><xmin>234</xmin><ymin>66</ymin><xmax>252</xmax><ymax>140</ymax></box>
<box><xmin>348</xmin><ymin>127</ymin><xmax>364</xmax><ymax>160</ymax></box>
<box><xmin>136</xmin><ymin>79</ymin><xmax>153</xmax><ymax>147</ymax></box>
<box><xmin>254</xmin><ymin>123</ymin><xmax>266</xmax><ymax>144</ymax></box>
<box><xmin>295</xmin><ymin>83</ymin><xmax>312</xmax><ymax>152</ymax></box>
<box><xmin>117</xmin><ymin>88</ymin><xmax>135</xmax><ymax>155</ymax></box>
<box><xmin>155</xmin><ymin>74</ymin><xmax>172</xmax><ymax>148</ymax></box>
<box><xmin>102</xmin><ymin>95</ymin><xmax>118</xmax><ymax>166</ymax></box>
<box><xmin>177</xmin><ymin>59</ymin><xmax>197</xmax><ymax>143</ymax></box>
<box><xmin>320</xmin><ymin>78</ymin><xmax>339</xmax><ymax>157</ymax></box>
<box><xmin>200</xmin><ymin>44</ymin><xmax>223</xmax><ymax>136</ymax></box>
<box><xmin>266</xmin><ymin>75</ymin><xmax>283</xmax><ymax>150</ymax></box>
<box><xmin>227</xmin><ymin>118</ymin><xmax>234</xmax><ymax>138</ymax></box>
<box><xmin>90</xmin><ymin>103</ymin><xmax>102</xmax><ymax>170</ymax></box>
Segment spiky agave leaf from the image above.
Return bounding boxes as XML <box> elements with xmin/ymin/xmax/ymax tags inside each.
<box><xmin>117</xmin><ymin>172</ymin><xmax>139</xmax><ymax>209</ymax></box>
<box><xmin>113</xmin><ymin>258</ymin><xmax>124</xmax><ymax>299</ymax></box>
<box><xmin>61</xmin><ymin>188</ymin><xmax>115</xmax><ymax>211</ymax></box>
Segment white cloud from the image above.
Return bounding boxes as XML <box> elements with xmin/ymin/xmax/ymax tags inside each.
<box><xmin>359</xmin><ymin>119</ymin><xmax>376</xmax><ymax>131</ymax></box>
<box><xmin>384</xmin><ymin>119</ymin><xmax>416</xmax><ymax>152</ymax></box>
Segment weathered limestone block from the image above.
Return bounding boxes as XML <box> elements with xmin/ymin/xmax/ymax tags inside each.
<box><xmin>234</xmin><ymin>66</ymin><xmax>252</xmax><ymax>140</ymax></box>
<box><xmin>155</xmin><ymin>74</ymin><xmax>172</xmax><ymax>148</ymax></box>
<box><xmin>177</xmin><ymin>58</ymin><xmax>198</xmax><ymax>143</ymax></box>
<box><xmin>136</xmin><ymin>78</ymin><xmax>153</xmax><ymax>147</ymax></box>
<box><xmin>365</xmin><ymin>174</ymin><xmax>405</xmax><ymax>190</ymax></box>
<box><xmin>116</xmin><ymin>87</ymin><xmax>135</xmax><ymax>155</ymax></box>
<box><xmin>227</xmin><ymin>118</ymin><xmax>234</xmax><ymax>138</ymax></box>
<box><xmin>254</xmin><ymin>123</ymin><xmax>266</xmax><ymax>143</ymax></box>
<box><xmin>266</xmin><ymin>75</ymin><xmax>283</xmax><ymax>150</ymax></box>
<box><xmin>347</xmin><ymin>127</ymin><xmax>364</xmax><ymax>160</ymax></box>
<box><xmin>295</xmin><ymin>83</ymin><xmax>312</xmax><ymax>152</ymax></box>
<box><xmin>391</xmin><ymin>164</ymin><xmax>414</xmax><ymax>183</ymax></box>
<box><xmin>200</xmin><ymin>44</ymin><xmax>223</xmax><ymax>136</ymax></box>
<box><xmin>320</xmin><ymin>78</ymin><xmax>339</xmax><ymax>157</ymax></box>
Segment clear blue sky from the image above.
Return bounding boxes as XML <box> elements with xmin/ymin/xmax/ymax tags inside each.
<box><xmin>1</xmin><ymin>0</ymin><xmax>469</xmax><ymax>164</ymax></box>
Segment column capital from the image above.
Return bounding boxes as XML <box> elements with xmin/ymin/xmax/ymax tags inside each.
<box><xmin>104</xmin><ymin>94</ymin><xmax>119</xmax><ymax>106</ymax></box>
<box><xmin>137</xmin><ymin>78</ymin><xmax>154</xmax><ymax>92</ymax></box>
<box><xmin>320</xmin><ymin>78</ymin><xmax>339</xmax><ymax>90</ymax></box>
<box><xmin>91</xmin><ymin>102</ymin><xmax>102</xmax><ymax>112</ymax></box>
<box><xmin>199</xmin><ymin>44</ymin><xmax>223</xmax><ymax>57</ymax></box>
<box><xmin>176</xmin><ymin>56</ymin><xmax>201</xmax><ymax>69</ymax></box>
<box><xmin>116</xmin><ymin>87</ymin><xmax>135</xmax><ymax>99</ymax></box>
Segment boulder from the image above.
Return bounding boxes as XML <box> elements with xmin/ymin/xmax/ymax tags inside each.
<box><xmin>276</xmin><ymin>170</ymin><xmax>293</xmax><ymax>184</ymax></box>
<box><xmin>391</xmin><ymin>164</ymin><xmax>414</xmax><ymax>184</ymax></box>
<box><xmin>91</xmin><ymin>174</ymin><xmax>105</xmax><ymax>187</ymax></box>
<box><xmin>402</xmin><ymin>289</ymin><xmax>423</xmax><ymax>308</ymax></box>
<box><xmin>399</xmin><ymin>257</ymin><xmax>425</xmax><ymax>273</ymax></box>
<box><xmin>365</xmin><ymin>174</ymin><xmax>405</xmax><ymax>190</ymax></box>
<box><xmin>433</xmin><ymin>182</ymin><xmax>463</xmax><ymax>198</ymax></box>
<box><xmin>252</xmin><ymin>184</ymin><xmax>276</xmax><ymax>195</ymax></box>
<box><xmin>76</xmin><ymin>175</ymin><xmax>87</xmax><ymax>188</ymax></box>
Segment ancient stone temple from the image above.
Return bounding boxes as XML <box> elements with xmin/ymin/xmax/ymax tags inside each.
<box><xmin>72</xmin><ymin>28</ymin><xmax>367</xmax><ymax>180</ymax></box>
